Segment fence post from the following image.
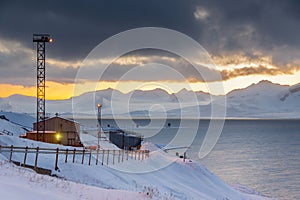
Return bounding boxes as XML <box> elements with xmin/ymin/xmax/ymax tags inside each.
<box><xmin>65</xmin><ymin>149</ymin><xmax>69</xmax><ymax>163</ymax></box>
<box><xmin>72</xmin><ymin>149</ymin><xmax>76</xmax><ymax>163</ymax></box>
<box><xmin>106</xmin><ymin>150</ymin><xmax>109</xmax><ymax>165</ymax></box>
<box><xmin>23</xmin><ymin>146</ymin><xmax>28</xmax><ymax>166</ymax></box>
<box><xmin>118</xmin><ymin>150</ymin><xmax>121</xmax><ymax>163</ymax></box>
<box><xmin>82</xmin><ymin>149</ymin><xmax>85</xmax><ymax>164</ymax></box>
<box><xmin>126</xmin><ymin>149</ymin><xmax>128</xmax><ymax>160</ymax></box>
<box><xmin>9</xmin><ymin>145</ymin><xmax>13</xmax><ymax>162</ymax></box>
<box><xmin>88</xmin><ymin>150</ymin><xmax>92</xmax><ymax>166</ymax></box>
<box><xmin>55</xmin><ymin>148</ymin><xmax>59</xmax><ymax>170</ymax></box>
<box><xmin>96</xmin><ymin>148</ymin><xmax>99</xmax><ymax>165</ymax></box>
<box><xmin>112</xmin><ymin>150</ymin><xmax>115</xmax><ymax>165</ymax></box>
<box><xmin>34</xmin><ymin>147</ymin><xmax>39</xmax><ymax>171</ymax></box>
<box><xmin>102</xmin><ymin>149</ymin><xmax>104</xmax><ymax>165</ymax></box>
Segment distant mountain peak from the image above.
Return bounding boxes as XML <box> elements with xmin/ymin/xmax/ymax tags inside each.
<box><xmin>1</xmin><ymin>80</ymin><xmax>300</xmax><ymax>118</ymax></box>
<box><xmin>7</xmin><ymin>94</ymin><xmax>35</xmax><ymax>100</ymax></box>
<box><xmin>227</xmin><ymin>80</ymin><xmax>288</xmax><ymax>97</ymax></box>
<box><xmin>96</xmin><ymin>87</ymin><xmax>122</xmax><ymax>93</ymax></box>
<box><xmin>257</xmin><ymin>80</ymin><xmax>273</xmax><ymax>84</ymax></box>
<box><xmin>177</xmin><ymin>88</ymin><xmax>192</xmax><ymax>94</ymax></box>
<box><xmin>130</xmin><ymin>88</ymin><xmax>169</xmax><ymax>95</ymax></box>
<box><xmin>246</xmin><ymin>80</ymin><xmax>277</xmax><ymax>89</ymax></box>
<box><xmin>256</xmin><ymin>80</ymin><xmax>288</xmax><ymax>87</ymax></box>
<box><xmin>242</xmin><ymin>80</ymin><xmax>288</xmax><ymax>91</ymax></box>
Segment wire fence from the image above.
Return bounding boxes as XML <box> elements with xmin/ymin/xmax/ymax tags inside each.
<box><xmin>0</xmin><ymin>145</ymin><xmax>150</xmax><ymax>171</ymax></box>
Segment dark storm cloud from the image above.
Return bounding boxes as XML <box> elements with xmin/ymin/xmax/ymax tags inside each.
<box><xmin>196</xmin><ymin>0</ymin><xmax>300</xmax><ymax>64</ymax></box>
<box><xmin>0</xmin><ymin>0</ymin><xmax>299</xmax><ymax>84</ymax></box>
<box><xmin>0</xmin><ymin>0</ymin><xmax>298</xmax><ymax>58</ymax></box>
<box><xmin>0</xmin><ymin>0</ymin><xmax>198</xmax><ymax>61</ymax></box>
<box><xmin>72</xmin><ymin>49</ymin><xmax>221</xmax><ymax>83</ymax></box>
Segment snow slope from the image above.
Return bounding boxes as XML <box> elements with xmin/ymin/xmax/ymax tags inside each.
<box><xmin>225</xmin><ymin>80</ymin><xmax>291</xmax><ymax>118</ymax></box>
<box><xmin>0</xmin><ymin>112</ymin><xmax>274</xmax><ymax>199</ymax></box>
<box><xmin>0</xmin><ymin>111</ymin><xmax>35</xmax><ymax>128</ymax></box>
<box><xmin>0</xmin><ymin>111</ymin><xmax>35</xmax><ymax>137</ymax></box>
<box><xmin>0</xmin><ymin>134</ymin><xmax>273</xmax><ymax>200</ymax></box>
<box><xmin>55</xmin><ymin>142</ymin><xmax>272</xmax><ymax>200</ymax></box>
<box><xmin>0</xmin><ymin>155</ymin><xmax>146</xmax><ymax>200</ymax></box>
<box><xmin>0</xmin><ymin>119</ymin><xmax>27</xmax><ymax>137</ymax></box>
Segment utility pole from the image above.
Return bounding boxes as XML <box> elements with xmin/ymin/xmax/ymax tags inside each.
<box><xmin>96</xmin><ymin>103</ymin><xmax>102</xmax><ymax>163</ymax></box>
<box><xmin>33</xmin><ymin>34</ymin><xmax>53</xmax><ymax>142</ymax></box>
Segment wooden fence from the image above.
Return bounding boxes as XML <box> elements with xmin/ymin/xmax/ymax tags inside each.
<box><xmin>0</xmin><ymin>145</ymin><xmax>150</xmax><ymax>171</ymax></box>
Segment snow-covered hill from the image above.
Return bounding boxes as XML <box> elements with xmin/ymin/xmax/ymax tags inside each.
<box><xmin>0</xmin><ymin>111</ymin><xmax>35</xmax><ymax>137</ymax></box>
<box><xmin>0</xmin><ymin>80</ymin><xmax>299</xmax><ymax>118</ymax></box>
<box><xmin>225</xmin><ymin>81</ymin><xmax>300</xmax><ymax>118</ymax></box>
<box><xmin>0</xmin><ymin>111</ymin><xmax>35</xmax><ymax>128</ymax></box>
<box><xmin>0</xmin><ymin>155</ymin><xmax>145</xmax><ymax>200</ymax></box>
<box><xmin>0</xmin><ymin>113</ymin><xmax>273</xmax><ymax>199</ymax></box>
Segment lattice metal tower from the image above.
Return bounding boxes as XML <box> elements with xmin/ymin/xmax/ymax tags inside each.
<box><xmin>33</xmin><ymin>34</ymin><xmax>53</xmax><ymax>142</ymax></box>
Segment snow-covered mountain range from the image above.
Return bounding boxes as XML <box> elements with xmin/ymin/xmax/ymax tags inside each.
<box><xmin>1</xmin><ymin>80</ymin><xmax>299</xmax><ymax>118</ymax></box>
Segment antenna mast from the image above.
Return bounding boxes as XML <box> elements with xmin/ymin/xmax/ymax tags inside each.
<box><xmin>33</xmin><ymin>34</ymin><xmax>53</xmax><ymax>141</ymax></box>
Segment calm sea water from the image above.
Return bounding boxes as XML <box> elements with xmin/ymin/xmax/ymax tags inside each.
<box><xmin>78</xmin><ymin>118</ymin><xmax>300</xmax><ymax>200</ymax></box>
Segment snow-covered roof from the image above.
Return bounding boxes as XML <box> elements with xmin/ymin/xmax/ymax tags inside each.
<box><xmin>27</xmin><ymin>131</ymin><xmax>57</xmax><ymax>134</ymax></box>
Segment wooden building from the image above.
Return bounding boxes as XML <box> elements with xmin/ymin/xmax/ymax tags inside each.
<box><xmin>26</xmin><ymin>116</ymin><xmax>82</xmax><ymax>146</ymax></box>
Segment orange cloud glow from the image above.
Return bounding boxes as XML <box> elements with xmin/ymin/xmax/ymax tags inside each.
<box><xmin>0</xmin><ymin>82</ymin><xmax>74</xmax><ymax>100</ymax></box>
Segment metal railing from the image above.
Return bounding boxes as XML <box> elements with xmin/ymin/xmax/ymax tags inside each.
<box><xmin>0</xmin><ymin>145</ymin><xmax>150</xmax><ymax>171</ymax></box>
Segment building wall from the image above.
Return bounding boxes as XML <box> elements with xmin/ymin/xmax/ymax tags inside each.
<box><xmin>34</xmin><ymin>117</ymin><xmax>80</xmax><ymax>133</ymax></box>
<box><xmin>32</xmin><ymin>117</ymin><xmax>81</xmax><ymax>146</ymax></box>
<box><xmin>109</xmin><ymin>131</ymin><xmax>142</xmax><ymax>149</ymax></box>
<box><xmin>27</xmin><ymin>132</ymin><xmax>57</xmax><ymax>144</ymax></box>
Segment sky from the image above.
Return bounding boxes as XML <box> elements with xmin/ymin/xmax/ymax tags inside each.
<box><xmin>0</xmin><ymin>0</ymin><xmax>299</xmax><ymax>99</ymax></box>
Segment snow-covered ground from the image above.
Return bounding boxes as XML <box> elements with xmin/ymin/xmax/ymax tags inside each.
<box><xmin>0</xmin><ymin>112</ymin><xmax>274</xmax><ymax>200</ymax></box>
<box><xmin>0</xmin><ymin>111</ymin><xmax>34</xmax><ymax>137</ymax></box>
<box><xmin>0</xmin><ymin>111</ymin><xmax>35</xmax><ymax>129</ymax></box>
<box><xmin>0</xmin><ymin>155</ymin><xmax>146</xmax><ymax>200</ymax></box>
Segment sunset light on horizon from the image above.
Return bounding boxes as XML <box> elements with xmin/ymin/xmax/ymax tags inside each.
<box><xmin>0</xmin><ymin>1</ymin><xmax>299</xmax><ymax>100</ymax></box>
